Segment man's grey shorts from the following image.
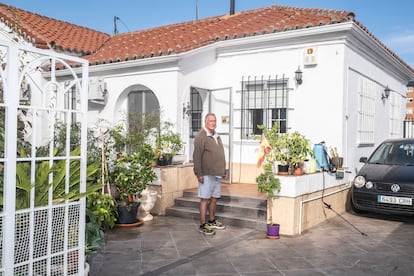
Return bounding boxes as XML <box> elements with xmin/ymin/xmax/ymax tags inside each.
<box><xmin>198</xmin><ymin>175</ymin><xmax>222</xmax><ymax>199</ymax></box>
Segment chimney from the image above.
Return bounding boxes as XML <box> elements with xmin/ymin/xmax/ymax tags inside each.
<box><xmin>230</xmin><ymin>0</ymin><xmax>235</xmax><ymax>15</ymax></box>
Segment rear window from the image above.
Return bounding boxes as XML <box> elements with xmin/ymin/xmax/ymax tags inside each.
<box><xmin>368</xmin><ymin>141</ymin><xmax>414</xmax><ymax>165</ymax></box>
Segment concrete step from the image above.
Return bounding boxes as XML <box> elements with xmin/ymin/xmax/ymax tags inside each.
<box><xmin>166</xmin><ymin>189</ymin><xmax>268</xmax><ymax>230</ymax></box>
<box><xmin>173</xmin><ymin>197</ymin><xmax>266</xmax><ymax>219</ymax></box>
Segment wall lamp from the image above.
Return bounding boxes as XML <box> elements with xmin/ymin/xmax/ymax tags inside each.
<box><xmin>407</xmin><ymin>80</ymin><xmax>414</xmax><ymax>91</ymax></box>
<box><xmin>295</xmin><ymin>66</ymin><xmax>303</xmax><ymax>85</ymax></box>
<box><xmin>382</xmin><ymin>86</ymin><xmax>390</xmax><ymax>100</ymax></box>
<box><xmin>182</xmin><ymin>102</ymin><xmax>191</xmax><ymax>118</ymax></box>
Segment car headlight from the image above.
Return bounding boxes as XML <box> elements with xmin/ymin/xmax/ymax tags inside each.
<box><xmin>365</xmin><ymin>181</ymin><xmax>374</xmax><ymax>189</ymax></box>
<box><xmin>353</xmin><ymin>175</ymin><xmax>366</xmax><ymax>188</ymax></box>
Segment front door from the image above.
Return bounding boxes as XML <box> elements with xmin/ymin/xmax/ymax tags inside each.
<box><xmin>208</xmin><ymin>87</ymin><xmax>232</xmax><ymax>183</ymax></box>
<box><xmin>189</xmin><ymin>87</ymin><xmax>233</xmax><ymax>183</ymax></box>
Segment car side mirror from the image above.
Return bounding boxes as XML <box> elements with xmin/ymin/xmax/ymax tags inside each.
<box><xmin>359</xmin><ymin>157</ymin><xmax>368</xmax><ymax>163</ymax></box>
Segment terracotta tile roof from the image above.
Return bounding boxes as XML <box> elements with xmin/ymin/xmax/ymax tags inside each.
<box><xmin>85</xmin><ymin>5</ymin><xmax>356</xmax><ymax>65</ymax></box>
<box><xmin>0</xmin><ymin>3</ymin><xmax>110</xmax><ymax>54</ymax></box>
<box><xmin>0</xmin><ymin>3</ymin><xmax>412</xmax><ymax>73</ymax></box>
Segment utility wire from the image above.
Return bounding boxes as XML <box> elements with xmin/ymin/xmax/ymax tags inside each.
<box><xmin>113</xmin><ymin>16</ymin><xmax>131</xmax><ymax>35</ymax></box>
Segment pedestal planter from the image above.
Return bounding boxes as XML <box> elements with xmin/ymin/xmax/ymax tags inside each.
<box><xmin>138</xmin><ymin>189</ymin><xmax>158</xmax><ymax>221</ymax></box>
<box><xmin>267</xmin><ymin>223</ymin><xmax>280</xmax><ymax>239</ymax></box>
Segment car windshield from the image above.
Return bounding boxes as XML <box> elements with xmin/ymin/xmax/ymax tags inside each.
<box><xmin>368</xmin><ymin>141</ymin><xmax>414</xmax><ymax>165</ymax></box>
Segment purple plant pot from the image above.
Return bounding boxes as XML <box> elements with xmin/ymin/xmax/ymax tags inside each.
<box><xmin>267</xmin><ymin>224</ymin><xmax>280</xmax><ymax>239</ymax></box>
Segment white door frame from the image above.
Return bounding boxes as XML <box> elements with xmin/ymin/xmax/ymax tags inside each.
<box><xmin>207</xmin><ymin>87</ymin><xmax>233</xmax><ymax>183</ymax></box>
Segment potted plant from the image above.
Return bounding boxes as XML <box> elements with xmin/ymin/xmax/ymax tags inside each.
<box><xmin>257</xmin><ymin>123</ymin><xmax>289</xmax><ymax>174</ymax></box>
<box><xmin>154</xmin><ymin>121</ymin><xmax>184</xmax><ymax>166</ymax></box>
<box><xmin>287</xmin><ymin>131</ymin><xmax>313</xmax><ymax>175</ymax></box>
<box><xmin>113</xmin><ymin>143</ymin><xmax>157</xmax><ymax>224</ymax></box>
<box><xmin>259</xmin><ymin>123</ymin><xmax>313</xmax><ymax>175</ymax></box>
<box><xmin>256</xmin><ymin>171</ymin><xmax>281</xmax><ymax>239</ymax></box>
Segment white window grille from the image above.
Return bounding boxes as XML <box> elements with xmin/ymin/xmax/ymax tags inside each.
<box><xmin>357</xmin><ymin>77</ymin><xmax>377</xmax><ymax>145</ymax></box>
<box><xmin>236</xmin><ymin>75</ymin><xmax>290</xmax><ymax>140</ymax></box>
<box><xmin>390</xmin><ymin>93</ymin><xmax>402</xmax><ymax>138</ymax></box>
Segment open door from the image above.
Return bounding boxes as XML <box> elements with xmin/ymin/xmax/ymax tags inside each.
<box><xmin>189</xmin><ymin>86</ymin><xmax>232</xmax><ymax>183</ymax></box>
<box><xmin>208</xmin><ymin>87</ymin><xmax>232</xmax><ymax>183</ymax></box>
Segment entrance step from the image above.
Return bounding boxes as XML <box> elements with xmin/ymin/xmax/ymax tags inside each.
<box><xmin>166</xmin><ymin>189</ymin><xmax>267</xmax><ymax>230</ymax></box>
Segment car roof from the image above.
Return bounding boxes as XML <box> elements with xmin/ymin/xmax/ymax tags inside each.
<box><xmin>381</xmin><ymin>138</ymin><xmax>414</xmax><ymax>143</ymax></box>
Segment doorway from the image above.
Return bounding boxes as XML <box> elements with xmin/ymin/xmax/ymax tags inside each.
<box><xmin>189</xmin><ymin>86</ymin><xmax>233</xmax><ymax>183</ymax></box>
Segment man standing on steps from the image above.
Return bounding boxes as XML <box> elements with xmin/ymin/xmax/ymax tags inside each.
<box><xmin>193</xmin><ymin>113</ymin><xmax>227</xmax><ymax>235</ymax></box>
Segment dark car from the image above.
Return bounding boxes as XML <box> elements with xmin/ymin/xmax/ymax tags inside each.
<box><xmin>351</xmin><ymin>138</ymin><xmax>414</xmax><ymax>215</ymax></box>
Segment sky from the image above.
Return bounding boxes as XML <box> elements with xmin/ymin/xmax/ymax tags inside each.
<box><xmin>1</xmin><ymin>0</ymin><xmax>413</xmax><ymax>67</ymax></box>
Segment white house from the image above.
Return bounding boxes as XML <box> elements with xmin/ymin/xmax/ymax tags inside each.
<box><xmin>1</xmin><ymin>3</ymin><xmax>413</xmax><ymax>184</ymax></box>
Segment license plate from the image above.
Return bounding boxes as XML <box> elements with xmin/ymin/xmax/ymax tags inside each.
<box><xmin>378</xmin><ymin>195</ymin><xmax>412</xmax><ymax>206</ymax></box>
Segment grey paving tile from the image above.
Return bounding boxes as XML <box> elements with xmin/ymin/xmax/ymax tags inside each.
<box><xmin>269</xmin><ymin>256</ymin><xmax>317</xmax><ymax>270</ymax></box>
<box><xmin>281</xmin><ymin>269</ymin><xmax>326</xmax><ymax>276</ymax></box>
<box><xmin>90</xmin><ymin>213</ymin><xmax>414</xmax><ymax>276</ymax></box>
<box><xmin>321</xmin><ymin>263</ymin><xmax>411</xmax><ymax>276</ymax></box>
<box><xmin>230</xmin><ymin>257</ymin><xmax>277</xmax><ymax>273</ymax></box>
<box><xmin>141</xmin><ymin>247</ymin><xmax>180</xmax><ymax>262</ymax></box>
<box><xmin>305</xmin><ymin>254</ymin><xmax>361</xmax><ymax>270</ymax></box>
<box><xmin>154</xmin><ymin>261</ymin><xmax>197</xmax><ymax>276</ymax></box>
<box><xmin>194</xmin><ymin>260</ymin><xmax>238</xmax><ymax>274</ymax></box>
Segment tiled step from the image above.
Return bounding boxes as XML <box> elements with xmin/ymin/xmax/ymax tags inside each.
<box><xmin>166</xmin><ymin>189</ymin><xmax>268</xmax><ymax>230</ymax></box>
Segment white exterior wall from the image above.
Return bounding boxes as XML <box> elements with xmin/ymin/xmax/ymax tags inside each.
<box><xmin>82</xmin><ymin>22</ymin><xmax>413</xmax><ymax>180</ymax></box>
<box><xmin>88</xmin><ymin>62</ymin><xmax>180</xmax><ymax>130</ymax></box>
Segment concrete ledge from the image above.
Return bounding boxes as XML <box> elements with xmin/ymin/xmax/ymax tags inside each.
<box><xmin>148</xmin><ymin>164</ymin><xmax>352</xmax><ymax>236</ymax></box>
<box><xmin>271</xmin><ymin>172</ymin><xmax>351</xmax><ymax>236</ymax></box>
<box><xmin>147</xmin><ymin>164</ymin><xmax>197</xmax><ymax>215</ymax></box>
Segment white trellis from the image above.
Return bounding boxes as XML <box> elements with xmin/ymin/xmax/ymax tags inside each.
<box><xmin>0</xmin><ymin>40</ymin><xmax>89</xmax><ymax>275</ymax></box>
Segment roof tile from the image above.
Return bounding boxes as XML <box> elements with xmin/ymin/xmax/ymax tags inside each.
<box><xmin>84</xmin><ymin>5</ymin><xmax>355</xmax><ymax>64</ymax></box>
<box><xmin>0</xmin><ymin>3</ymin><xmax>411</xmax><ymax>73</ymax></box>
<box><xmin>0</xmin><ymin>3</ymin><xmax>110</xmax><ymax>54</ymax></box>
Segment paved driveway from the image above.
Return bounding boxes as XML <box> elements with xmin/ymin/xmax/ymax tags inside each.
<box><xmin>89</xmin><ymin>211</ymin><xmax>414</xmax><ymax>275</ymax></box>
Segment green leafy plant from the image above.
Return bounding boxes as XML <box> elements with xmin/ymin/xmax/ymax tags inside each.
<box><xmin>11</xmin><ymin>147</ymin><xmax>101</xmax><ymax>210</ymax></box>
<box><xmin>256</xmin><ymin>172</ymin><xmax>281</xmax><ymax>225</ymax></box>
<box><xmin>258</xmin><ymin>123</ymin><xmax>313</xmax><ymax>168</ymax></box>
<box><xmin>154</xmin><ymin>121</ymin><xmax>183</xmax><ymax>161</ymax></box>
<box><xmin>107</xmin><ymin>112</ymin><xmax>159</xmax><ymax>154</ymax></box>
<box><xmin>85</xmin><ymin>192</ymin><xmax>117</xmax><ymax>260</ymax></box>
<box><xmin>114</xmin><ymin>143</ymin><xmax>157</xmax><ymax>204</ymax></box>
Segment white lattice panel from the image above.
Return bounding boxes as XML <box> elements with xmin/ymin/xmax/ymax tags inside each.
<box><xmin>0</xmin><ymin>40</ymin><xmax>89</xmax><ymax>276</ymax></box>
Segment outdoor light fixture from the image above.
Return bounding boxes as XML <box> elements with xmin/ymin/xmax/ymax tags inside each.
<box><xmin>407</xmin><ymin>80</ymin><xmax>414</xmax><ymax>92</ymax></box>
<box><xmin>182</xmin><ymin>102</ymin><xmax>191</xmax><ymax>118</ymax></box>
<box><xmin>382</xmin><ymin>86</ymin><xmax>390</xmax><ymax>100</ymax></box>
<box><xmin>295</xmin><ymin>66</ymin><xmax>303</xmax><ymax>85</ymax></box>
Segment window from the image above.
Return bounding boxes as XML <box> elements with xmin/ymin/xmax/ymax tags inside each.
<box><xmin>190</xmin><ymin>87</ymin><xmax>202</xmax><ymax>138</ymax></box>
<box><xmin>238</xmin><ymin>76</ymin><xmax>289</xmax><ymax>139</ymax></box>
<box><xmin>128</xmin><ymin>89</ymin><xmax>159</xmax><ymax>115</ymax></box>
<box><xmin>390</xmin><ymin>93</ymin><xmax>402</xmax><ymax>138</ymax></box>
<box><xmin>127</xmin><ymin>89</ymin><xmax>160</xmax><ymax>152</ymax></box>
<box><xmin>357</xmin><ymin>78</ymin><xmax>376</xmax><ymax>145</ymax></box>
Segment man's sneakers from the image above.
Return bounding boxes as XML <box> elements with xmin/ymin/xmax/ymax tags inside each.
<box><xmin>199</xmin><ymin>219</ymin><xmax>226</xmax><ymax>235</ymax></box>
<box><xmin>207</xmin><ymin>219</ymin><xmax>226</xmax><ymax>230</ymax></box>
<box><xmin>199</xmin><ymin>223</ymin><xmax>215</xmax><ymax>235</ymax></box>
